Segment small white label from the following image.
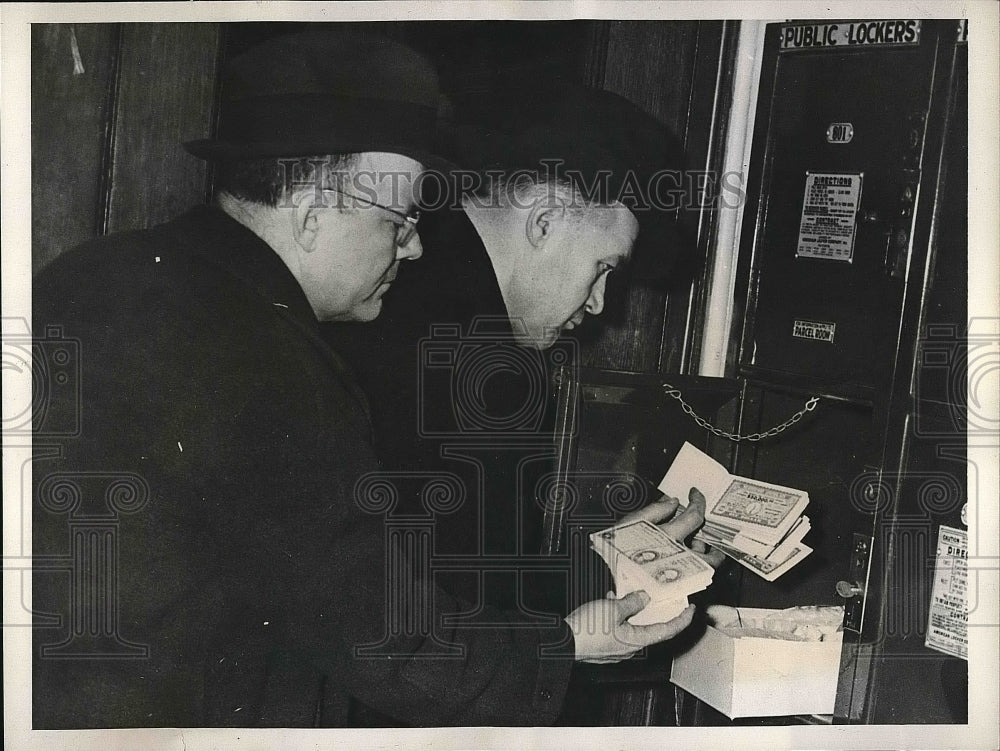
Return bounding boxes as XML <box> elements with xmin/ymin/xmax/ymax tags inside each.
<box><xmin>826</xmin><ymin>123</ymin><xmax>854</xmax><ymax>144</ymax></box>
<box><xmin>792</xmin><ymin>319</ymin><xmax>836</xmax><ymax>343</ymax></box>
<box><xmin>925</xmin><ymin>525</ymin><xmax>968</xmax><ymax>660</ymax></box>
<box><xmin>796</xmin><ymin>172</ymin><xmax>863</xmax><ymax>261</ymax></box>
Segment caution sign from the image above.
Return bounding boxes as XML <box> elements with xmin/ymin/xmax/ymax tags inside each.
<box><xmin>926</xmin><ymin>525</ymin><xmax>968</xmax><ymax>660</ymax></box>
<box><xmin>780</xmin><ymin>21</ymin><xmax>922</xmax><ymax>51</ymax></box>
<box><xmin>796</xmin><ymin>172</ymin><xmax>863</xmax><ymax>261</ymax></box>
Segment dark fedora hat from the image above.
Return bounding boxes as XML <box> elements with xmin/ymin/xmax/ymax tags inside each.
<box><xmin>441</xmin><ymin>83</ymin><xmax>692</xmax><ymax>284</ymax></box>
<box><xmin>184</xmin><ymin>29</ymin><xmax>447</xmax><ymax>168</ymax></box>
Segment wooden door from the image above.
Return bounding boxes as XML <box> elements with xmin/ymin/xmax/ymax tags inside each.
<box><xmin>32</xmin><ymin>23</ymin><xmax>222</xmax><ymax>274</ymax></box>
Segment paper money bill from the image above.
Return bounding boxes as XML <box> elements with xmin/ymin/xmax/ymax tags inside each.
<box><xmin>699</xmin><ymin>515</ymin><xmax>812</xmax><ymax>560</ymax></box>
<box><xmin>591</xmin><ymin>520</ymin><xmax>714</xmax><ymax>623</ymax></box>
<box><xmin>764</xmin><ymin>516</ymin><xmax>811</xmax><ymax>563</ymax></box>
<box><xmin>713</xmin><ymin>539</ymin><xmax>813</xmax><ymax>582</ymax></box>
<box><xmin>626</xmin><ymin>595</ymin><xmax>690</xmax><ymax>626</ymax></box>
<box><xmin>711</xmin><ymin>478</ymin><xmax>808</xmax><ymax>545</ymax></box>
<box><xmin>696</xmin><ymin>523</ymin><xmax>771</xmax><ymax>558</ymax></box>
<box><xmin>657</xmin><ymin>442</ymin><xmax>810</xmax><ymax>551</ymax></box>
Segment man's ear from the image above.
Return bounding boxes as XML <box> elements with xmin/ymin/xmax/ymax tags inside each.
<box><xmin>288</xmin><ymin>186</ymin><xmax>321</xmax><ymax>252</ymax></box>
<box><xmin>525</xmin><ymin>200</ymin><xmax>566</xmax><ymax>248</ymax></box>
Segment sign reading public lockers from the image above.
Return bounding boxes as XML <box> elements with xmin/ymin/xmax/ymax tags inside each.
<box><xmin>780</xmin><ymin>20</ymin><xmax>922</xmax><ymax>51</ymax></box>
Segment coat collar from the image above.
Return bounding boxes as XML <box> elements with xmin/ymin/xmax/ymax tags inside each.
<box><xmin>174</xmin><ymin>205</ymin><xmax>317</xmax><ymax>326</ymax></box>
<box><xmin>402</xmin><ymin>205</ymin><xmax>513</xmax><ymax>336</ymax></box>
<box><xmin>170</xmin><ymin>205</ymin><xmax>374</xmax><ymax>431</ymax></box>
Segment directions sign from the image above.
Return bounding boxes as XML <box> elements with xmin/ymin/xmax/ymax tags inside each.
<box><xmin>796</xmin><ymin>172</ymin><xmax>863</xmax><ymax>262</ymax></box>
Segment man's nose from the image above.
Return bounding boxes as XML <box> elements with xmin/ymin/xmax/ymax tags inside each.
<box><xmin>397</xmin><ymin>231</ymin><xmax>423</xmax><ymax>261</ymax></box>
<box><xmin>585</xmin><ymin>274</ymin><xmax>607</xmax><ymax>315</ymax></box>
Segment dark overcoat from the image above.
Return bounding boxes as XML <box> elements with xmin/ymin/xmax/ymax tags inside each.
<box><xmin>32</xmin><ymin>206</ymin><xmax>573</xmax><ymax>728</ymax></box>
<box><xmin>324</xmin><ymin>208</ymin><xmax>571</xmax><ymax>600</ymax></box>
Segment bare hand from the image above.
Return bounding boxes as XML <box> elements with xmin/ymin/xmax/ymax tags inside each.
<box><xmin>618</xmin><ymin>487</ymin><xmax>725</xmax><ymax>568</ymax></box>
<box><xmin>565</xmin><ymin>590</ymin><xmax>696</xmax><ymax>663</ymax></box>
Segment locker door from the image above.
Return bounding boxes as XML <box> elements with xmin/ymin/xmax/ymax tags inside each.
<box><xmin>730</xmin><ymin>19</ymin><xmax>966</xmax><ymax>723</ymax></box>
<box><xmin>864</xmin><ymin>28</ymin><xmax>969</xmax><ymax>724</ymax></box>
<box><xmin>739</xmin><ymin>19</ymin><xmax>940</xmax><ymax>393</ymax></box>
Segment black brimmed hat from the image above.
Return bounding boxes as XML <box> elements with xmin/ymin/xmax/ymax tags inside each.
<box><xmin>442</xmin><ymin>84</ymin><xmax>691</xmax><ymax>283</ymax></box>
<box><xmin>184</xmin><ymin>29</ymin><xmax>446</xmax><ymax>168</ymax></box>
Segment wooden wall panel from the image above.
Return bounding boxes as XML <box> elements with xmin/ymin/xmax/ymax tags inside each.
<box><xmin>106</xmin><ymin>23</ymin><xmax>221</xmax><ymax>234</ymax></box>
<box><xmin>31</xmin><ymin>24</ymin><xmax>119</xmax><ymax>275</ymax></box>
<box><xmin>602</xmin><ymin>21</ymin><xmax>700</xmax><ymax>138</ymax></box>
<box><xmin>663</xmin><ymin>22</ymin><xmax>735</xmax><ymax>375</ymax></box>
<box><xmin>581</xmin><ymin>21</ymin><xmax>701</xmax><ymax>373</ymax></box>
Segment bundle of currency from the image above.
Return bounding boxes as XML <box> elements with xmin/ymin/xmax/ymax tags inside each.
<box><xmin>657</xmin><ymin>442</ymin><xmax>812</xmax><ymax>581</ymax></box>
<box><xmin>590</xmin><ymin>519</ymin><xmax>715</xmax><ymax>625</ymax></box>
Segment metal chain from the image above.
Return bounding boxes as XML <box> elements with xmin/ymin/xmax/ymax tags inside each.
<box><xmin>662</xmin><ymin>382</ymin><xmax>820</xmax><ymax>443</ymax></box>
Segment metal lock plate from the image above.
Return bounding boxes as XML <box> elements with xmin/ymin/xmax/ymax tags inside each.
<box><xmin>841</xmin><ymin>532</ymin><xmax>873</xmax><ymax>632</ymax></box>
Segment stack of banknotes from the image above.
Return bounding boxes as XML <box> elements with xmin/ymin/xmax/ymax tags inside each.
<box><xmin>658</xmin><ymin>442</ymin><xmax>812</xmax><ymax>581</ymax></box>
<box><xmin>590</xmin><ymin>519</ymin><xmax>716</xmax><ymax>625</ymax></box>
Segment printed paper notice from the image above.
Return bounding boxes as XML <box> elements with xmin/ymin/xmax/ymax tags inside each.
<box><xmin>796</xmin><ymin>172</ymin><xmax>863</xmax><ymax>261</ymax></box>
<box><xmin>925</xmin><ymin>525</ymin><xmax>968</xmax><ymax>660</ymax></box>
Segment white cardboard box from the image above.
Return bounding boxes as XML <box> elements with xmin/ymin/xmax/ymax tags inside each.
<box><xmin>669</xmin><ymin>607</ymin><xmax>844</xmax><ymax>718</ymax></box>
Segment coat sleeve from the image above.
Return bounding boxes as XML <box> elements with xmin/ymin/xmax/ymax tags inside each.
<box><xmin>279</xmin><ymin>508</ymin><xmax>577</xmax><ymax>726</ymax></box>
<box><xmin>230</xmin><ymin>320</ymin><xmax>579</xmax><ymax>726</ymax></box>
<box><xmin>212</xmin><ymin>299</ymin><xmax>578</xmax><ymax>727</ymax></box>
<box><xmin>253</xmin><ymin>375</ymin><xmax>575</xmax><ymax>727</ymax></box>
<box><xmin>33</xmin><ymin>229</ymin><xmax>578</xmax><ymax>728</ymax></box>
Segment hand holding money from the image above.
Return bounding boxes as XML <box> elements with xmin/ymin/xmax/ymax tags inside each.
<box><xmin>589</xmin><ymin>508</ymin><xmax>716</xmax><ymax>627</ymax></box>
<box><xmin>565</xmin><ymin>592</ymin><xmax>696</xmax><ymax>664</ymax></box>
<box><xmin>616</xmin><ymin>487</ymin><xmax>725</xmax><ymax>569</ymax></box>
<box><xmin>658</xmin><ymin>443</ymin><xmax>813</xmax><ymax>580</ymax></box>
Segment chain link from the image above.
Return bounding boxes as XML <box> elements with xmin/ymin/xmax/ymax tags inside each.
<box><xmin>662</xmin><ymin>382</ymin><xmax>820</xmax><ymax>442</ymax></box>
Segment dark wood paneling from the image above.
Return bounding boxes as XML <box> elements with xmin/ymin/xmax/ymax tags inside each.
<box><xmin>671</xmin><ymin>22</ymin><xmax>738</xmax><ymax>375</ymax></box>
<box><xmin>106</xmin><ymin>23</ymin><xmax>221</xmax><ymax>234</ymax></box>
<box><xmin>582</xmin><ymin>22</ymin><xmax>702</xmax><ymax>373</ymax></box>
<box><xmin>225</xmin><ymin>21</ymin><xmax>593</xmax><ymax>101</ymax></box>
<box><xmin>31</xmin><ymin>24</ymin><xmax>119</xmax><ymax>275</ymax></box>
<box><xmin>602</xmin><ymin>21</ymin><xmax>699</xmax><ymax>136</ymax></box>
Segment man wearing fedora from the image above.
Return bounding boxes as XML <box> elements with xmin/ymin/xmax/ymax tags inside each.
<box><xmin>324</xmin><ymin>86</ymin><xmax>722</xmax><ymax>647</ymax></box>
<box><xmin>32</xmin><ymin>30</ymin><xmax>706</xmax><ymax>729</ymax></box>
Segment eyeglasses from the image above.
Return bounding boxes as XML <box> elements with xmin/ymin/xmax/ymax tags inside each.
<box><xmin>324</xmin><ymin>188</ymin><xmax>421</xmax><ymax>247</ymax></box>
